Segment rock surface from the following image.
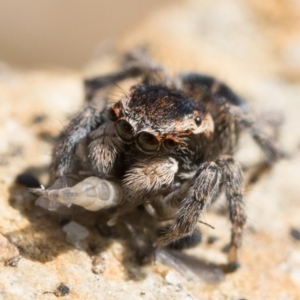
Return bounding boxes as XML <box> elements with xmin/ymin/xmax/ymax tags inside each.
<box><xmin>1</xmin><ymin>0</ymin><xmax>300</xmax><ymax>299</ymax></box>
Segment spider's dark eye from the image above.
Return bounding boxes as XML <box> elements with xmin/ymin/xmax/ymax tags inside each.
<box><xmin>195</xmin><ymin>116</ymin><xmax>202</xmax><ymax>126</ymax></box>
<box><xmin>163</xmin><ymin>139</ymin><xmax>178</xmax><ymax>151</ymax></box>
<box><xmin>116</xmin><ymin>120</ymin><xmax>134</xmax><ymax>142</ymax></box>
<box><xmin>137</xmin><ymin>132</ymin><xmax>159</xmax><ymax>152</ymax></box>
<box><xmin>107</xmin><ymin>107</ymin><xmax>118</xmax><ymax>121</ymax></box>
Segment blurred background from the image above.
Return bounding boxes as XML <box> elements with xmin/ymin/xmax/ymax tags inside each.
<box><xmin>0</xmin><ymin>0</ymin><xmax>177</xmax><ymax>69</ymax></box>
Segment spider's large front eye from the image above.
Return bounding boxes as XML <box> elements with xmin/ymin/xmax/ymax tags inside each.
<box><xmin>163</xmin><ymin>139</ymin><xmax>178</xmax><ymax>151</ymax></box>
<box><xmin>137</xmin><ymin>132</ymin><xmax>159</xmax><ymax>152</ymax></box>
<box><xmin>116</xmin><ymin>120</ymin><xmax>134</xmax><ymax>142</ymax></box>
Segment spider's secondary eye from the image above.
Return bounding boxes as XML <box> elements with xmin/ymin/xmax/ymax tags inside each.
<box><xmin>116</xmin><ymin>120</ymin><xmax>134</xmax><ymax>142</ymax></box>
<box><xmin>163</xmin><ymin>139</ymin><xmax>178</xmax><ymax>151</ymax></box>
<box><xmin>137</xmin><ymin>132</ymin><xmax>159</xmax><ymax>152</ymax></box>
<box><xmin>195</xmin><ymin>116</ymin><xmax>202</xmax><ymax>126</ymax></box>
<box><xmin>107</xmin><ymin>107</ymin><xmax>118</xmax><ymax>121</ymax></box>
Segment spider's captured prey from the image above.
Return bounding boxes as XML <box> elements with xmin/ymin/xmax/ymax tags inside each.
<box><xmin>31</xmin><ymin>50</ymin><xmax>282</xmax><ymax>270</ymax></box>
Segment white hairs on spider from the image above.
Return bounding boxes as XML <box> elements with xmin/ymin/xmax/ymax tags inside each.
<box><xmin>122</xmin><ymin>157</ymin><xmax>179</xmax><ymax>199</ymax></box>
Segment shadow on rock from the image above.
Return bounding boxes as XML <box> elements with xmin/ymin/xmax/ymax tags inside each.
<box><xmin>7</xmin><ymin>172</ymin><xmax>151</xmax><ymax>281</ymax></box>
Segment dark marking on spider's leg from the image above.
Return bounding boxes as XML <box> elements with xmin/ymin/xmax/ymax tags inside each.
<box><xmin>51</xmin><ymin>100</ymin><xmax>107</xmax><ymax>180</ymax></box>
<box><xmin>154</xmin><ymin>162</ymin><xmax>222</xmax><ymax>249</ymax></box>
<box><xmin>216</xmin><ymin>155</ymin><xmax>246</xmax><ymax>270</ymax></box>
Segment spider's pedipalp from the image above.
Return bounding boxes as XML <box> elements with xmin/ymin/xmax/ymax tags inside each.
<box><xmin>122</xmin><ymin>157</ymin><xmax>179</xmax><ymax>200</ymax></box>
<box><xmin>88</xmin><ymin>121</ymin><xmax>124</xmax><ymax>175</ymax></box>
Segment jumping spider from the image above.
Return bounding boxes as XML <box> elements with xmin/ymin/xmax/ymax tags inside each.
<box><xmin>31</xmin><ymin>50</ymin><xmax>282</xmax><ymax>270</ymax></box>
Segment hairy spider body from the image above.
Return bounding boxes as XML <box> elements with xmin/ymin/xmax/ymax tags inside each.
<box><xmin>32</xmin><ymin>50</ymin><xmax>282</xmax><ymax>269</ymax></box>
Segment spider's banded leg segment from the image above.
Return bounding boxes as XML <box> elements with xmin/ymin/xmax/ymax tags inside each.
<box><xmin>216</xmin><ymin>155</ymin><xmax>246</xmax><ymax>269</ymax></box>
<box><xmin>154</xmin><ymin>162</ymin><xmax>222</xmax><ymax>248</ymax></box>
<box><xmin>51</xmin><ymin>101</ymin><xmax>106</xmax><ymax>179</ymax></box>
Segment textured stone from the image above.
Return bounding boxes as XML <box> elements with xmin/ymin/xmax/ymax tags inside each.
<box><xmin>1</xmin><ymin>0</ymin><xmax>300</xmax><ymax>299</ymax></box>
<box><xmin>0</xmin><ymin>234</ymin><xmax>19</xmax><ymax>262</ymax></box>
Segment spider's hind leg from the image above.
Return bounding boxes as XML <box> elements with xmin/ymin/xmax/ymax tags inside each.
<box><xmin>227</xmin><ymin>104</ymin><xmax>283</xmax><ymax>163</ymax></box>
<box><xmin>85</xmin><ymin>49</ymin><xmax>169</xmax><ymax>101</ymax></box>
<box><xmin>180</xmin><ymin>73</ymin><xmax>283</xmax><ymax>163</ymax></box>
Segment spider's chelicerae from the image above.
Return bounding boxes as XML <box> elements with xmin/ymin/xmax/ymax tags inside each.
<box><xmin>32</xmin><ymin>50</ymin><xmax>282</xmax><ymax>270</ymax></box>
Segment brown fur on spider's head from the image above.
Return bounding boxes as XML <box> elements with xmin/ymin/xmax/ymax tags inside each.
<box><xmin>107</xmin><ymin>84</ymin><xmax>214</xmax><ymax>154</ymax></box>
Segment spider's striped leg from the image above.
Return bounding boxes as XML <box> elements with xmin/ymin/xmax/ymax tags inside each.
<box><xmin>216</xmin><ymin>155</ymin><xmax>246</xmax><ymax>270</ymax></box>
<box><xmin>85</xmin><ymin>50</ymin><xmax>168</xmax><ymax>101</ymax></box>
<box><xmin>154</xmin><ymin>162</ymin><xmax>222</xmax><ymax>249</ymax></box>
<box><xmin>51</xmin><ymin>99</ymin><xmax>106</xmax><ymax>180</ymax></box>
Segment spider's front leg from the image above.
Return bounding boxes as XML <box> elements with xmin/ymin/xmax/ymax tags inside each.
<box><xmin>51</xmin><ymin>99</ymin><xmax>107</xmax><ymax>180</ymax></box>
<box><xmin>155</xmin><ymin>156</ymin><xmax>246</xmax><ymax>270</ymax></box>
<box><xmin>33</xmin><ymin>119</ymin><xmax>125</xmax><ymax>212</ymax></box>
<box><xmin>154</xmin><ymin>162</ymin><xmax>222</xmax><ymax>249</ymax></box>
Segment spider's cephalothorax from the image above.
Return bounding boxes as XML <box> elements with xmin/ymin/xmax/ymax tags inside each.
<box><xmin>32</xmin><ymin>50</ymin><xmax>282</xmax><ymax>270</ymax></box>
<box><xmin>108</xmin><ymin>85</ymin><xmax>214</xmax><ymax>164</ymax></box>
